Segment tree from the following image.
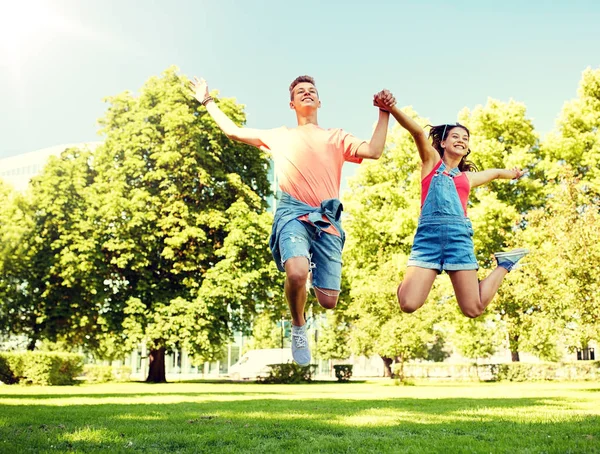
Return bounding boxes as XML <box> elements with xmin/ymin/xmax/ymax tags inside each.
<box><xmin>316</xmin><ymin>311</ymin><xmax>351</xmax><ymax>362</ymax></box>
<box><xmin>507</xmin><ymin>170</ymin><xmax>600</xmax><ymax>356</ymax></box>
<box><xmin>0</xmin><ymin>147</ymin><xmax>105</xmax><ymax>350</ymax></box>
<box><xmin>457</xmin><ymin>98</ymin><xmax>543</xmax><ymax>361</ymax></box>
<box><xmin>451</xmin><ymin>312</ymin><xmax>504</xmax><ymax>364</ymax></box>
<box><xmin>541</xmin><ymin>67</ymin><xmax>600</xmax><ymax>194</ymax></box>
<box><xmin>89</xmin><ymin>66</ymin><xmax>278</xmax><ymax>382</ymax></box>
<box><xmin>242</xmin><ymin>310</ymin><xmax>285</xmax><ymax>353</ymax></box>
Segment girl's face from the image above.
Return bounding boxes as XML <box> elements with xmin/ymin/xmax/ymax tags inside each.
<box><xmin>441</xmin><ymin>127</ymin><xmax>469</xmax><ymax>157</ymax></box>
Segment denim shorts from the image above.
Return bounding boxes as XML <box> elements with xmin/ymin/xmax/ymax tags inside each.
<box><xmin>407</xmin><ymin>216</ymin><xmax>478</xmax><ymax>273</ymax></box>
<box><xmin>278</xmin><ymin>219</ymin><xmax>344</xmax><ymax>291</ymax></box>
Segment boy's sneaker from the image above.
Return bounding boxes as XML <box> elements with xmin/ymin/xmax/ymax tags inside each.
<box><xmin>494</xmin><ymin>248</ymin><xmax>530</xmax><ymax>272</ymax></box>
<box><xmin>291</xmin><ymin>324</ymin><xmax>311</xmax><ymax>366</ymax></box>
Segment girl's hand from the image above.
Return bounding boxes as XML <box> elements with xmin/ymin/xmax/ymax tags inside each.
<box><xmin>373</xmin><ymin>89</ymin><xmax>396</xmax><ymax>112</ymax></box>
<box><xmin>511</xmin><ymin>167</ymin><xmax>526</xmax><ymax>180</ymax></box>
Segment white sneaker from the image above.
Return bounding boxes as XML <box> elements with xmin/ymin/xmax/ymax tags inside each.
<box><xmin>494</xmin><ymin>248</ymin><xmax>530</xmax><ymax>271</ymax></box>
<box><xmin>291</xmin><ymin>324</ymin><xmax>311</xmax><ymax>366</ymax></box>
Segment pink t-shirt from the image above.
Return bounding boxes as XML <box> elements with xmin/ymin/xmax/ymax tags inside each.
<box><xmin>259</xmin><ymin>125</ymin><xmax>365</xmax><ymax>235</ymax></box>
<box><xmin>260</xmin><ymin>125</ymin><xmax>365</xmax><ymax>206</ymax></box>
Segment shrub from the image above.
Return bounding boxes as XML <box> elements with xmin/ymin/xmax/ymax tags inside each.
<box><xmin>83</xmin><ymin>364</ymin><xmax>132</xmax><ymax>383</ymax></box>
<box><xmin>333</xmin><ymin>364</ymin><xmax>353</xmax><ymax>382</ymax></box>
<box><xmin>0</xmin><ymin>352</ymin><xmax>84</xmax><ymax>385</ymax></box>
<box><xmin>259</xmin><ymin>363</ymin><xmax>315</xmax><ymax>384</ymax></box>
<box><xmin>393</xmin><ymin>361</ymin><xmax>600</xmax><ymax>382</ymax></box>
<box><xmin>83</xmin><ymin>365</ymin><xmax>114</xmax><ymax>383</ymax></box>
<box><xmin>0</xmin><ymin>354</ymin><xmax>17</xmax><ymax>384</ymax></box>
<box><xmin>115</xmin><ymin>365</ymin><xmax>132</xmax><ymax>382</ymax></box>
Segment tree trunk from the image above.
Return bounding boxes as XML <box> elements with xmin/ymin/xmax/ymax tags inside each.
<box><xmin>381</xmin><ymin>356</ymin><xmax>394</xmax><ymax>378</ymax></box>
<box><xmin>27</xmin><ymin>338</ymin><xmax>36</xmax><ymax>351</ymax></box>
<box><xmin>395</xmin><ymin>355</ymin><xmax>405</xmax><ymax>381</ymax></box>
<box><xmin>146</xmin><ymin>347</ymin><xmax>167</xmax><ymax>383</ymax></box>
<box><xmin>508</xmin><ymin>333</ymin><xmax>520</xmax><ymax>362</ymax></box>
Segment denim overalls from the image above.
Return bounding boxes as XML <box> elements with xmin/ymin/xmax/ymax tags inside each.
<box><xmin>407</xmin><ymin>161</ymin><xmax>478</xmax><ymax>272</ymax></box>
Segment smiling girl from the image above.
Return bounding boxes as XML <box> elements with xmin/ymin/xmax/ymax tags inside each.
<box><xmin>374</xmin><ymin>95</ymin><xmax>529</xmax><ymax>318</ymax></box>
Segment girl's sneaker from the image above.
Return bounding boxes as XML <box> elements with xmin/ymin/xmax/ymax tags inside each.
<box><xmin>494</xmin><ymin>248</ymin><xmax>529</xmax><ymax>271</ymax></box>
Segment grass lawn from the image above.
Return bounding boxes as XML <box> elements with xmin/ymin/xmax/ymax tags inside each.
<box><xmin>1</xmin><ymin>379</ymin><xmax>599</xmax><ymax>453</ymax></box>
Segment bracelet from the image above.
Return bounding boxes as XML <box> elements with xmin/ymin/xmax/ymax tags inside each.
<box><xmin>201</xmin><ymin>96</ymin><xmax>214</xmax><ymax>106</ymax></box>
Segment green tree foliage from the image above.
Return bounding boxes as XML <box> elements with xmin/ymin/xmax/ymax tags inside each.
<box><xmin>242</xmin><ymin>311</ymin><xmax>285</xmax><ymax>353</ymax></box>
<box><xmin>0</xmin><ymin>147</ymin><xmax>103</xmax><ymax>350</ymax></box>
<box><xmin>451</xmin><ymin>312</ymin><xmax>504</xmax><ymax>363</ymax></box>
<box><xmin>0</xmin><ymin>67</ymin><xmax>281</xmax><ymax>382</ymax></box>
<box><xmin>316</xmin><ymin>311</ymin><xmax>351</xmax><ymax>361</ymax></box>
<box><xmin>90</xmin><ymin>66</ymin><xmax>279</xmax><ymax>381</ymax></box>
<box><xmin>542</xmin><ymin>67</ymin><xmax>600</xmax><ymax>193</ymax></box>
<box><xmin>507</xmin><ymin>170</ymin><xmax>600</xmax><ymax>354</ymax></box>
<box><xmin>457</xmin><ymin>99</ymin><xmax>543</xmax><ymax>360</ymax></box>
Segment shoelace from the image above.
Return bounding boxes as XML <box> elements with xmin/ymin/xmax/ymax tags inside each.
<box><xmin>292</xmin><ymin>332</ymin><xmax>308</xmax><ymax>349</ymax></box>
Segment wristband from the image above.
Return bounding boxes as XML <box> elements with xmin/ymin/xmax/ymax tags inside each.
<box><xmin>201</xmin><ymin>96</ymin><xmax>214</xmax><ymax>106</ymax></box>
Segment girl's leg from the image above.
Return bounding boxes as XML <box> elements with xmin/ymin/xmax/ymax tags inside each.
<box><xmin>397</xmin><ymin>267</ymin><xmax>439</xmax><ymax>313</ymax></box>
<box><xmin>448</xmin><ymin>267</ymin><xmax>508</xmax><ymax>318</ymax></box>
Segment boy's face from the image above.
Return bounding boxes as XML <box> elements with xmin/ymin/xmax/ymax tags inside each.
<box><xmin>290</xmin><ymin>82</ymin><xmax>321</xmax><ymax>111</ymax></box>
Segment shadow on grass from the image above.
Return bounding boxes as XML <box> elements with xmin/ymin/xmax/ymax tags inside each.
<box><xmin>1</xmin><ymin>396</ymin><xmax>599</xmax><ymax>453</ymax></box>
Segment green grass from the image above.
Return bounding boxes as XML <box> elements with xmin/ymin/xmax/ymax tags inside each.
<box><xmin>1</xmin><ymin>380</ymin><xmax>599</xmax><ymax>453</ymax></box>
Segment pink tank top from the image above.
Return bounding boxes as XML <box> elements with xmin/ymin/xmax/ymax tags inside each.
<box><xmin>421</xmin><ymin>160</ymin><xmax>470</xmax><ymax>216</ymax></box>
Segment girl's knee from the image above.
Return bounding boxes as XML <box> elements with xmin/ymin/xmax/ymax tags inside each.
<box><xmin>397</xmin><ymin>287</ymin><xmax>421</xmax><ymax>314</ymax></box>
<box><xmin>460</xmin><ymin>305</ymin><xmax>483</xmax><ymax>318</ymax></box>
<box><xmin>399</xmin><ymin>300</ymin><xmax>419</xmax><ymax>314</ymax></box>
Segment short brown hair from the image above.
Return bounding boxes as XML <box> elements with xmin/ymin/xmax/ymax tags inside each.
<box><xmin>289</xmin><ymin>75</ymin><xmax>316</xmax><ymax>100</ymax></box>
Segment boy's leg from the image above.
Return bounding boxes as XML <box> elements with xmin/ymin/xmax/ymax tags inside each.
<box><xmin>278</xmin><ymin>220</ymin><xmax>312</xmax><ymax>366</ymax></box>
<box><xmin>309</xmin><ymin>230</ymin><xmax>343</xmax><ymax>310</ymax></box>
<box><xmin>284</xmin><ymin>257</ymin><xmax>310</xmax><ymax>326</ymax></box>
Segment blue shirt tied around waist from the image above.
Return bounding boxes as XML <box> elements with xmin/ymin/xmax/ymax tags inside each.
<box><xmin>269</xmin><ymin>192</ymin><xmax>344</xmax><ymax>272</ymax></box>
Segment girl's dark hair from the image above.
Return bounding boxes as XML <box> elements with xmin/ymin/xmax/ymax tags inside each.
<box><xmin>428</xmin><ymin>123</ymin><xmax>478</xmax><ymax>172</ymax></box>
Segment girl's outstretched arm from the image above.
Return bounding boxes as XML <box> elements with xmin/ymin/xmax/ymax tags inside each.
<box><xmin>467</xmin><ymin>167</ymin><xmax>525</xmax><ymax>188</ymax></box>
<box><xmin>373</xmin><ymin>94</ymin><xmax>438</xmax><ymax>175</ymax></box>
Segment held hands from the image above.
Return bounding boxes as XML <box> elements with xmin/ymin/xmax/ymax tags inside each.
<box><xmin>373</xmin><ymin>89</ymin><xmax>396</xmax><ymax>112</ymax></box>
<box><xmin>188</xmin><ymin>76</ymin><xmax>210</xmax><ymax>104</ymax></box>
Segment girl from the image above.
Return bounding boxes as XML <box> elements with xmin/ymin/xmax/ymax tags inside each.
<box><xmin>374</xmin><ymin>94</ymin><xmax>528</xmax><ymax>318</ymax></box>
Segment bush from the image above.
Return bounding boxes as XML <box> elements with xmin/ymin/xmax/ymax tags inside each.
<box><xmin>258</xmin><ymin>363</ymin><xmax>316</xmax><ymax>384</ymax></box>
<box><xmin>115</xmin><ymin>365</ymin><xmax>132</xmax><ymax>382</ymax></box>
<box><xmin>83</xmin><ymin>365</ymin><xmax>114</xmax><ymax>383</ymax></box>
<box><xmin>83</xmin><ymin>364</ymin><xmax>132</xmax><ymax>383</ymax></box>
<box><xmin>333</xmin><ymin>364</ymin><xmax>353</xmax><ymax>382</ymax></box>
<box><xmin>0</xmin><ymin>352</ymin><xmax>84</xmax><ymax>385</ymax></box>
<box><xmin>393</xmin><ymin>361</ymin><xmax>600</xmax><ymax>382</ymax></box>
<box><xmin>0</xmin><ymin>355</ymin><xmax>17</xmax><ymax>384</ymax></box>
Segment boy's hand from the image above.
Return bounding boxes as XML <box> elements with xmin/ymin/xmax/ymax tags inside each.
<box><xmin>373</xmin><ymin>89</ymin><xmax>396</xmax><ymax>112</ymax></box>
<box><xmin>188</xmin><ymin>76</ymin><xmax>210</xmax><ymax>103</ymax></box>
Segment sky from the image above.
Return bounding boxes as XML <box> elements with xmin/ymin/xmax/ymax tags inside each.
<box><xmin>1</xmin><ymin>0</ymin><xmax>599</xmax><ymax>164</ymax></box>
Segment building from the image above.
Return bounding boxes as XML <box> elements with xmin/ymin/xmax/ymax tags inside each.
<box><xmin>0</xmin><ymin>143</ymin><xmax>102</xmax><ymax>192</ymax></box>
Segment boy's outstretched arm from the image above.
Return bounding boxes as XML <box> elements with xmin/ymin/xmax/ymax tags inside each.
<box><xmin>355</xmin><ymin>107</ymin><xmax>391</xmax><ymax>160</ymax></box>
<box><xmin>467</xmin><ymin>167</ymin><xmax>526</xmax><ymax>188</ymax></box>
<box><xmin>189</xmin><ymin>76</ymin><xmax>266</xmax><ymax>148</ymax></box>
<box><xmin>374</xmin><ymin>94</ymin><xmax>438</xmax><ymax>167</ymax></box>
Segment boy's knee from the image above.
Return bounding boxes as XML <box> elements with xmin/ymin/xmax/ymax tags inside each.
<box><xmin>315</xmin><ymin>288</ymin><xmax>338</xmax><ymax>310</ymax></box>
<box><xmin>285</xmin><ymin>259</ymin><xmax>309</xmax><ymax>287</ymax></box>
